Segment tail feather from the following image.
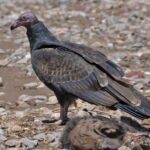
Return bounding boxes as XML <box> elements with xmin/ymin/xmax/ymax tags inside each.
<box><xmin>115</xmin><ymin>89</ymin><xmax>150</xmax><ymax>120</ymax></box>
<box><xmin>115</xmin><ymin>103</ymin><xmax>148</xmax><ymax>119</ymax></box>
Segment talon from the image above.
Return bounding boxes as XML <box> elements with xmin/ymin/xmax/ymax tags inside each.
<box><xmin>60</xmin><ymin>118</ymin><xmax>70</xmax><ymax>125</ymax></box>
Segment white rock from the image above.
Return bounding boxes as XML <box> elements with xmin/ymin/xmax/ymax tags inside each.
<box><xmin>0</xmin><ymin>129</ymin><xmax>4</xmax><ymax>135</ymax></box>
<box><xmin>47</xmin><ymin>96</ymin><xmax>58</xmax><ymax>105</ymax></box>
<box><xmin>83</xmin><ymin>103</ymin><xmax>95</xmax><ymax>111</ymax></box>
<box><xmin>15</xmin><ymin>111</ymin><xmax>25</xmax><ymax>118</ymax></box>
<box><xmin>37</xmin><ymin>82</ymin><xmax>45</xmax><ymax>88</ymax></box>
<box><xmin>0</xmin><ymin>135</ymin><xmax>7</xmax><ymax>143</ymax></box>
<box><xmin>107</xmin><ymin>43</ymin><xmax>114</xmax><ymax>49</ymax></box>
<box><xmin>46</xmin><ymin>134</ymin><xmax>56</xmax><ymax>143</ymax></box>
<box><xmin>33</xmin><ymin>133</ymin><xmax>46</xmax><ymax>141</ymax></box>
<box><xmin>4</xmin><ymin>148</ymin><xmax>22</xmax><ymax>150</ymax></box>
<box><xmin>0</xmin><ymin>58</ymin><xmax>9</xmax><ymax>66</ymax></box>
<box><xmin>21</xmin><ymin>138</ymin><xmax>38</xmax><ymax>149</ymax></box>
<box><xmin>0</xmin><ymin>108</ymin><xmax>6</xmax><ymax>113</ymax></box>
<box><xmin>77</xmin><ymin>109</ymin><xmax>90</xmax><ymax>117</ymax></box>
<box><xmin>10</xmin><ymin>125</ymin><xmax>22</xmax><ymax>132</ymax></box>
<box><xmin>51</xmin><ymin>113</ymin><xmax>60</xmax><ymax>119</ymax></box>
<box><xmin>119</xmin><ymin>146</ymin><xmax>131</xmax><ymax>150</ymax></box>
<box><xmin>145</xmin><ymin>89</ymin><xmax>150</xmax><ymax>93</ymax></box>
<box><xmin>40</xmin><ymin>107</ymin><xmax>52</xmax><ymax>116</ymax></box>
<box><xmin>18</xmin><ymin>94</ymin><xmax>47</xmax><ymax>101</ymax></box>
<box><xmin>5</xmin><ymin>139</ymin><xmax>21</xmax><ymax>147</ymax></box>
<box><xmin>0</xmin><ymin>49</ymin><xmax>5</xmax><ymax>54</ymax></box>
<box><xmin>23</xmin><ymin>82</ymin><xmax>38</xmax><ymax>89</ymax></box>
<box><xmin>0</xmin><ymin>92</ymin><xmax>5</xmax><ymax>96</ymax></box>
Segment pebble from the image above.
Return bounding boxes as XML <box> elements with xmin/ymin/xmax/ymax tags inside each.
<box><xmin>33</xmin><ymin>133</ymin><xmax>46</xmax><ymax>141</ymax></box>
<box><xmin>20</xmin><ymin>138</ymin><xmax>38</xmax><ymax>149</ymax></box>
<box><xmin>5</xmin><ymin>148</ymin><xmax>23</xmax><ymax>150</ymax></box>
<box><xmin>15</xmin><ymin>111</ymin><xmax>26</xmax><ymax>118</ymax></box>
<box><xmin>0</xmin><ymin>49</ymin><xmax>5</xmax><ymax>54</ymax></box>
<box><xmin>10</xmin><ymin>125</ymin><xmax>22</xmax><ymax>132</ymax></box>
<box><xmin>0</xmin><ymin>92</ymin><xmax>5</xmax><ymax>96</ymax></box>
<box><xmin>0</xmin><ymin>77</ymin><xmax>3</xmax><ymax>87</ymax></box>
<box><xmin>46</xmin><ymin>134</ymin><xmax>55</xmax><ymax>143</ymax></box>
<box><xmin>0</xmin><ymin>0</ymin><xmax>150</xmax><ymax>149</ymax></box>
<box><xmin>0</xmin><ymin>129</ymin><xmax>4</xmax><ymax>135</ymax></box>
<box><xmin>83</xmin><ymin>103</ymin><xmax>95</xmax><ymax>111</ymax></box>
<box><xmin>0</xmin><ymin>135</ymin><xmax>7</xmax><ymax>143</ymax></box>
<box><xmin>15</xmin><ymin>100</ymin><xmax>30</xmax><ymax>108</ymax></box>
<box><xmin>18</xmin><ymin>95</ymin><xmax>47</xmax><ymax>101</ymax></box>
<box><xmin>23</xmin><ymin>82</ymin><xmax>39</xmax><ymax>89</ymax></box>
<box><xmin>107</xmin><ymin>42</ymin><xmax>114</xmax><ymax>50</ymax></box>
<box><xmin>77</xmin><ymin>109</ymin><xmax>91</xmax><ymax>117</ymax></box>
<box><xmin>40</xmin><ymin>107</ymin><xmax>52</xmax><ymax>116</ymax></box>
<box><xmin>0</xmin><ymin>58</ymin><xmax>9</xmax><ymax>67</ymax></box>
<box><xmin>119</xmin><ymin>146</ymin><xmax>131</xmax><ymax>150</ymax></box>
<box><xmin>51</xmin><ymin>112</ymin><xmax>60</xmax><ymax>119</ymax></box>
<box><xmin>0</xmin><ymin>108</ymin><xmax>6</xmax><ymax>113</ymax></box>
<box><xmin>5</xmin><ymin>139</ymin><xmax>21</xmax><ymax>147</ymax></box>
<box><xmin>47</xmin><ymin>96</ymin><xmax>58</xmax><ymax>105</ymax></box>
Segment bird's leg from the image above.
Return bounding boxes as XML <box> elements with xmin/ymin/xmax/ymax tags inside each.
<box><xmin>56</xmin><ymin>94</ymin><xmax>75</xmax><ymax>125</ymax></box>
<box><xmin>60</xmin><ymin>101</ymin><xmax>71</xmax><ymax>125</ymax></box>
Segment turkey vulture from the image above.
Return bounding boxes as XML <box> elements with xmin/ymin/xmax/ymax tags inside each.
<box><xmin>11</xmin><ymin>12</ymin><xmax>150</xmax><ymax>124</ymax></box>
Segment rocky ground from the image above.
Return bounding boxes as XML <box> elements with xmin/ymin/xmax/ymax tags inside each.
<box><xmin>0</xmin><ymin>0</ymin><xmax>150</xmax><ymax>149</ymax></box>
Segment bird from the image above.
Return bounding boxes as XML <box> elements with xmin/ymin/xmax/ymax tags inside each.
<box><xmin>61</xmin><ymin>116</ymin><xmax>150</xmax><ymax>150</ymax></box>
<box><xmin>11</xmin><ymin>12</ymin><xmax>150</xmax><ymax>125</ymax></box>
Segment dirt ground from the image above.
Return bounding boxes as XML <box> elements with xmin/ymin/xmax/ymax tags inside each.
<box><xmin>0</xmin><ymin>0</ymin><xmax>150</xmax><ymax>149</ymax></box>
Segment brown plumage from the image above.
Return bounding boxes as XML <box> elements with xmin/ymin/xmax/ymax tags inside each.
<box><xmin>11</xmin><ymin>12</ymin><xmax>150</xmax><ymax>124</ymax></box>
<box><xmin>61</xmin><ymin>116</ymin><xmax>150</xmax><ymax>150</ymax></box>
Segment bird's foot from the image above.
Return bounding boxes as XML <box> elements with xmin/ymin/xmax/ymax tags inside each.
<box><xmin>60</xmin><ymin>117</ymin><xmax>70</xmax><ymax>125</ymax></box>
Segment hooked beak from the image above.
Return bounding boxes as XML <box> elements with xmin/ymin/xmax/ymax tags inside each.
<box><xmin>10</xmin><ymin>20</ymin><xmax>21</xmax><ymax>30</ymax></box>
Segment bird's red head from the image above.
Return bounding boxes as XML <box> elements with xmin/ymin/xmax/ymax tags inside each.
<box><xmin>10</xmin><ymin>12</ymin><xmax>38</xmax><ymax>30</ymax></box>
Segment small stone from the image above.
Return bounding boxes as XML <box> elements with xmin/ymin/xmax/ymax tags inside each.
<box><xmin>23</xmin><ymin>82</ymin><xmax>38</xmax><ymax>89</ymax></box>
<box><xmin>83</xmin><ymin>103</ymin><xmax>95</xmax><ymax>111</ymax></box>
<box><xmin>0</xmin><ymin>107</ymin><xmax>9</xmax><ymax>116</ymax></box>
<box><xmin>16</xmin><ymin>95</ymin><xmax>47</xmax><ymax>107</ymax></box>
<box><xmin>0</xmin><ymin>92</ymin><xmax>5</xmax><ymax>96</ymax></box>
<box><xmin>15</xmin><ymin>100</ymin><xmax>29</xmax><ymax>108</ymax></box>
<box><xmin>51</xmin><ymin>113</ymin><xmax>60</xmax><ymax>119</ymax></box>
<box><xmin>0</xmin><ymin>49</ymin><xmax>5</xmax><ymax>54</ymax></box>
<box><xmin>0</xmin><ymin>135</ymin><xmax>7</xmax><ymax>143</ymax></box>
<box><xmin>21</xmin><ymin>138</ymin><xmax>38</xmax><ymax>149</ymax></box>
<box><xmin>46</xmin><ymin>133</ymin><xmax>57</xmax><ymax>143</ymax></box>
<box><xmin>144</xmin><ymin>71</ymin><xmax>150</xmax><ymax>78</ymax></box>
<box><xmin>119</xmin><ymin>146</ymin><xmax>131</xmax><ymax>150</ymax></box>
<box><xmin>10</xmin><ymin>125</ymin><xmax>22</xmax><ymax>132</ymax></box>
<box><xmin>77</xmin><ymin>109</ymin><xmax>90</xmax><ymax>117</ymax></box>
<box><xmin>40</xmin><ymin>107</ymin><xmax>52</xmax><ymax>116</ymax></box>
<box><xmin>0</xmin><ymin>77</ymin><xmax>3</xmax><ymax>87</ymax></box>
<box><xmin>126</xmin><ymin>71</ymin><xmax>144</xmax><ymax>78</ymax></box>
<box><xmin>0</xmin><ymin>58</ymin><xmax>9</xmax><ymax>67</ymax></box>
<box><xmin>5</xmin><ymin>148</ymin><xmax>22</xmax><ymax>150</ymax></box>
<box><xmin>47</xmin><ymin>96</ymin><xmax>58</xmax><ymax>105</ymax></box>
<box><xmin>0</xmin><ymin>129</ymin><xmax>4</xmax><ymax>135</ymax></box>
<box><xmin>37</xmin><ymin>82</ymin><xmax>45</xmax><ymax>88</ymax></box>
<box><xmin>52</xmin><ymin>131</ymin><xmax>61</xmax><ymax>142</ymax></box>
<box><xmin>15</xmin><ymin>111</ymin><xmax>26</xmax><ymax>118</ymax></box>
<box><xmin>107</xmin><ymin>43</ymin><xmax>114</xmax><ymax>50</ymax></box>
<box><xmin>18</xmin><ymin>94</ymin><xmax>47</xmax><ymax>101</ymax></box>
<box><xmin>134</xmin><ymin>83</ymin><xmax>143</xmax><ymax>90</ymax></box>
<box><xmin>0</xmin><ymin>108</ymin><xmax>6</xmax><ymax>113</ymax></box>
<box><xmin>33</xmin><ymin>133</ymin><xmax>46</xmax><ymax>141</ymax></box>
<box><xmin>145</xmin><ymin>89</ymin><xmax>150</xmax><ymax>94</ymax></box>
<box><xmin>5</xmin><ymin>139</ymin><xmax>21</xmax><ymax>147</ymax></box>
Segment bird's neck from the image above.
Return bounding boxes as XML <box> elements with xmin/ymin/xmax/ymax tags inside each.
<box><xmin>26</xmin><ymin>21</ymin><xmax>59</xmax><ymax>51</ymax></box>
